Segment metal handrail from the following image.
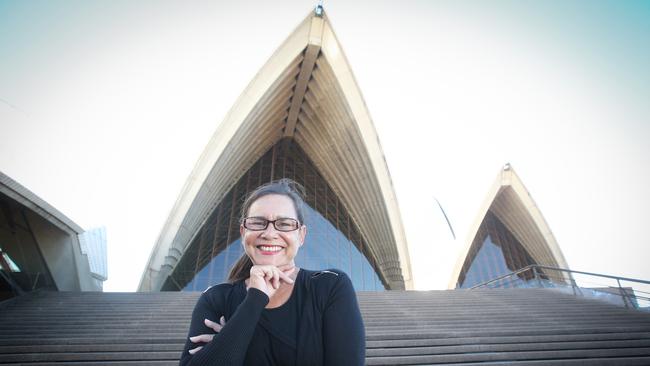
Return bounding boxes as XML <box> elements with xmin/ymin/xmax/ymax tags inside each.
<box><xmin>525</xmin><ymin>272</ymin><xmax>650</xmax><ymax>297</ymax></box>
<box><xmin>469</xmin><ymin>265</ymin><xmax>650</xmax><ymax>310</ymax></box>
<box><xmin>482</xmin><ymin>272</ymin><xmax>650</xmax><ymax>302</ymax></box>
<box><xmin>468</xmin><ymin>265</ymin><xmax>543</xmax><ymax>289</ymax></box>
<box><xmin>470</xmin><ymin>265</ymin><xmax>650</xmax><ymax>289</ymax></box>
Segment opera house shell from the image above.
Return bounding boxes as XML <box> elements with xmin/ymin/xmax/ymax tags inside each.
<box><xmin>0</xmin><ymin>172</ymin><xmax>105</xmax><ymax>299</ymax></box>
<box><xmin>449</xmin><ymin>164</ymin><xmax>571</xmax><ymax>289</ymax></box>
<box><xmin>139</xmin><ymin>10</ymin><xmax>413</xmax><ymax>292</ymax></box>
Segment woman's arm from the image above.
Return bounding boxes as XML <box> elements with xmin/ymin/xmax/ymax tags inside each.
<box><xmin>179</xmin><ymin>286</ymin><xmax>269</xmax><ymax>366</ymax></box>
<box><xmin>179</xmin><ymin>265</ymin><xmax>295</xmax><ymax>366</ymax></box>
<box><xmin>321</xmin><ymin>273</ymin><xmax>366</xmax><ymax>366</ymax></box>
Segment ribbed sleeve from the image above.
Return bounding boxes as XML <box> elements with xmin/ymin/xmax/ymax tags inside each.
<box><xmin>179</xmin><ymin>287</ymin><xmax>269</xmax><ymax>366</ymax></box>
<box><xmin>322</xmin><ymin>272</ymin><xmax>366</xmax><ymax>365</ymax></box>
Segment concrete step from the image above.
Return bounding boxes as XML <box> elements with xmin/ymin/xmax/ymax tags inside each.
<box><xmin>0</xmin><ymin>288</ymin><xmax>649</xmax><ymax>365</ymax></box>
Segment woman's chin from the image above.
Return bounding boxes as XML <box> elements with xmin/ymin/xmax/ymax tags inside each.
<box><xmin>252</xmin><ymin>255</ymin><xmax>279</xmax><ymax>265</ymax></box>
<box><xmin>251</xmin><ymin>255</ymin><xmax>294</xmax><ymax>267</ymax></box>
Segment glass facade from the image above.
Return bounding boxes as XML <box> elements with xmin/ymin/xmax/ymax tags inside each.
<box><xmin>456</xmin><ymin>211</ymin><xmax>544</xmax><ymax>288</ymax></box>
<box><xmin>162</xmin><ymin>140</ymin><xmax>386</xmax><ymax>292</ymax></box>
<box><xmin>0</xmin><ymin>193</ymin><xmax>57</xmax><ymax>299</ymax></box>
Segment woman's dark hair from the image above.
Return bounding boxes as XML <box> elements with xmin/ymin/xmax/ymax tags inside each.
<box><xmin>227</xmin><ymin>178</ymin><xmax>306</xmax><ymax>283</ymax></box>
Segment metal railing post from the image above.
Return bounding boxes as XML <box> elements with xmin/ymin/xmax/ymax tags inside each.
<box><xmin>570</xmin><ymin>273</ymin><xmax>582</xmax><ymax>297</ymax></box>
<box><xmin>617</xmin><ymin>278</ymin><xmax>631</xmax><ymax>309</ymax></box>
<box><xmin>532</xmin><ymin>266</ymin><xmax>543</xmax><ymax>288</ymax></box>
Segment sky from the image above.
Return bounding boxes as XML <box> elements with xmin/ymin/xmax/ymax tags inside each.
<box><xmin>0</xmin><ymin>0</ymin><xmax>648</xmax><ymax>292</ymax></box>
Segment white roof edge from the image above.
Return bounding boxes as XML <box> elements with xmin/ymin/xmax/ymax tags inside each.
<box><xmin>447</xmin><ymin>165</ymin><xmax>568</xmax><ymax>289</ymax></box>
<box><xmin>0</xmin><ymin>171</ymin><xmax>84</xmax><ymax>234</ymax></box>
<box><xmin>508</xmin><ymin>170</ymin><xmax>570</xmax><ymax>271</ymax></box>
<box><xmin>139</xmin><ymin>9</ymin><xmax>414</xmax><ymax>291</ymax></box>
<box><xmin>447</xmin><ymin>168</ymin><xmax>505</xmax><ymax>289</ymax></box>
<box><xmin>320</xmin><ymin>15</ymin><xmax>414</xmax><ymax>289</ymax></box>
<box><xmin>138</xmin><ymin>13</ymin><xmax>314</xmax><ymax>291</ymax></box>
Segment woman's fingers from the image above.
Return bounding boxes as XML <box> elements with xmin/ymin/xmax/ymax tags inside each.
<box><xmin>188</xmin><ymin>346</ymin><xmax>203</xmax><ymax>355</ymax></box>
<box><xmin>272</xmin><ymin>268</ymin><xmax>280</xmax><ymax>289</ymax></box>
<box><xmin>204</xmin><ymin>318</ymin><xmax>223</xmax><ymax>332</ymax></box>
<box><xmin>275</xmin><ymin>264</ymin><xmax>296</xmax><ymax>281</ymax></box>
<box><xmin>261</xmin><ymin>268</ymin><xmax>272</xmax><ymax>283</ymax></box>
<box><xmin>253</xmin><ymin>266</ymin><xmax>273</xmax><ymax>280</ymax></box>
<box><xmin>278</xmin><ymin>269</ymin><xmax>294</xmax><ymax>284</ymax></box>
<box><xmin>189</xmin><ymin>334</ymin><xmax>214</xmax><ymax>344</ymax></box>
<box><xmin>277</xmin><ymin>263</ymin><xmax>296</xmax><ymax>273</ymax></box>
<box><xmin>283</xmin><ymin>266</ymin><xmax>296</xmax><ymax>277</ymax></box>
<box><xmin>249</xmin><ymin>265</ymin><xmax>296</xmax><ymax>292</ymax></box>
<box><xmin>260</xmin><ymin>266</ymin><xmax>280</xmax><ymax>289</ymax></box>
<box><xmin>188</xmin><ymin>318</ymin><xmax>226</xmax><ymax>356</ymax></box>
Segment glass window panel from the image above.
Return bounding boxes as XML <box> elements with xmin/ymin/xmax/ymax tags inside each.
<box><xmin>0</xmin><ymin>194</ymin><xmax>57</xmax><ymax>294</ymax></box>
<box><xmin>458</xmin><ymin>211</ymin><xmax>539</xmax><ymax>288</ymax></box>
<box><xmin>171</xmin><ymin>142</ymin><xmax>387</xmax><ymax>291</ymax></box>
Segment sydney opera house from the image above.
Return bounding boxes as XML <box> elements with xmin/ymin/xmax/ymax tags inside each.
<box><xmin>449</xmin><ymin>163</ymin><xmax>571</xmax><ymax>289</ymax></box>
<box><xmin>139</xmin><ymin>9</ymin><xmax>412</xmax><ymax>293</ymax></box>
<box><xmin>5</xmin><ymin>7</ymin><xmax>650</xmax><ymax>365</ymax></box>
<box><xmin>0</xmin><ymin>5</ymin><xmax>575</xmax><ymax>304</ymax></box>
<box><xmin>138</xmin><ymin>9</ymin><xmax>568</xmax><ymax>294</ymax></box>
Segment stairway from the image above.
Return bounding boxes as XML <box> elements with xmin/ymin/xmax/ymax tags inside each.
<box><xmin>1</xmin><ymin>288</ymin><xmax>649</xmax><ymax>365</ymax></box>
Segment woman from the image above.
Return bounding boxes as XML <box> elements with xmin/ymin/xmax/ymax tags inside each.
<box><xmin>179</xmin><ymin>179</ymin><xmax>366</xmax><ymax>366</ymax></box>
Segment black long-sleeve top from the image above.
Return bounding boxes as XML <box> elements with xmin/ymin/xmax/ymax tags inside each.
<box><xmin>179</xmin><ymin>268</ymin><xmax>365</xmax><ymax>366</ymax></box>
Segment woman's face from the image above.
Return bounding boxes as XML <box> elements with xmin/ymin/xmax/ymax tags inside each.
<box><xmin>240</xmin><ymin>194</ymin><xmax>306</xmax><ymax>267</ymax></box>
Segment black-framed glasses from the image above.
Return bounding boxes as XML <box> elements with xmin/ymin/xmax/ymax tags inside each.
<box><xmin>242</xmin><ymin>217</ymin><xmax>301</xmax><ymax>232</ymax></box>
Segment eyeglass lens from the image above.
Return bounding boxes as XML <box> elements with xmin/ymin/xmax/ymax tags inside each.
<box><xmin>244</xmin><ymin>218</ymin><xmax>299</xmax><ymax>231</ymax></box>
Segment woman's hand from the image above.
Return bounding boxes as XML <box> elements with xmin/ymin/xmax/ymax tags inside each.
<box><xmin>247</xmin><ymin>264</ymin><xmax>295</xmax><ymax>298</ymax></box>
<box><xmin>188</xmin><ymin>316</ymin><xmax>226</xmax><ymax>355</ymax></box>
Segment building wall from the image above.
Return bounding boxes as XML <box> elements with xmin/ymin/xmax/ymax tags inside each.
<box><xmin>26</xmin><ymin>209</ymin><xmax>99</xmax><ymax>291</ymax></box>
<box><xmin>25</xmin><ymin>209</ymin><xmax>80</xmax><ymax>291</ymax></box>
<box><xmin>0</xmin><ymin>178</ymin><xmax>102</xmax><ymax>297</ymax></box>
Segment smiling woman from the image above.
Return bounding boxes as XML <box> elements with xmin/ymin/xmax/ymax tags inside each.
<box><xmin>226</xmin><ymin>179</ymin><xmax>308</xmax><ymax>285</ymax></box>
<box><xmin>178</xmin><ymin>179</ymin><xmax>366</xmax><ymax>366</ymax></box>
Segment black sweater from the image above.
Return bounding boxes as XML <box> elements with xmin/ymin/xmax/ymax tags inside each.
<box><xmin>179</xmin><ymin>268</ymin><xmax>365</xmax><ymax>366</ymax></box>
